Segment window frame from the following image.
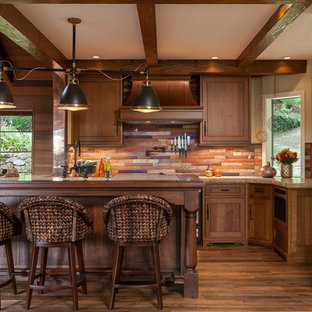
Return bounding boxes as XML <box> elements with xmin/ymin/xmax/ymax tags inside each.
<box><xmin>262</xmin><ymin>90</ymin><xmax>305</xmax><ymax>178</ymax></box>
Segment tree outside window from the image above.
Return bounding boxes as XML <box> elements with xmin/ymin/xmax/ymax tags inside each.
<box><xmin>0</xmin><ymin>114</ymin><xmax>32</xmax><ymax>175</ymax></box>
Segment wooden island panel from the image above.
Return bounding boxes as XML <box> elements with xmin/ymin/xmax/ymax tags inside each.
<box><xmin>0</xmin><ymin>176</ymin><xmax>202</xmax><ymax>298</ymax></box>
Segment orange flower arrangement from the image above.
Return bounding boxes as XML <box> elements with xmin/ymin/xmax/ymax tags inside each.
<box><xmin>275</xmin><ymin>148</ymin><xmax>298</xmax><ymax>165</ymax></box>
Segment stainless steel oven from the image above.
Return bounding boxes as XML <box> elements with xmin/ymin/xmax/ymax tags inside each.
<box><xmin>273</xmin><ymin>187</ymin><xmax>287</xmax><ymax>223</ymax></box>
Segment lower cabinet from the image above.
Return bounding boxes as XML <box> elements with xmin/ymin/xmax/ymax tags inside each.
<box><xmin>248</xmin><ymin>184</ymin><xmax>273</xmax><ymax>246</ymax></box>
<box><xmin>203</xmin><ymin>184</ymin><xmax>247</xmax><ymax>245</ymax></box>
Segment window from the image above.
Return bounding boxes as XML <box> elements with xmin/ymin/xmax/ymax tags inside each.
<box><xmin>0</xmin><ymin>113</ymin><xmax>33</xmax><ymax>175</ymax></box>
<box><xmin>264</xmin><ymin>91</ymin><xmax>305</xmax><ymax>178</ymax></box>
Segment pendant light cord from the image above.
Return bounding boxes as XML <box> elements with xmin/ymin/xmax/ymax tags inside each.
<box><xmin>0</xmin><ymin>60</ymin><xmax>46</xmax><ymax>81</ymax></box>
<box><xmin>83</xmin><ymin>63</ymin><xmax>147</xmax><ymax>81</ymax></box>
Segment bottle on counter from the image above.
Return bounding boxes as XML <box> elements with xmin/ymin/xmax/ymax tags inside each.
<box><xmin>214</xmin><ymin>168</ymin><xmax>222</xmax><ymax>177</ymax></box>
<box><xmin>106</xmin><ymin>157</ymin><xmax>112</xmax><ymax>178</ymax></box>
<box><xmin>205</xmin><ymin>163</ymin><xmax>213</xmax><ymax>177</ymax></box>
<box><xmin>99</xmin><ymin>158</ymin><xmax>105</xmax><ymax>177</ymax></box>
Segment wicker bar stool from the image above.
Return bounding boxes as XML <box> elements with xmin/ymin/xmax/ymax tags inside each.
<box><xmin>18</xmin><ymin>196</ymin><xmax>92</xmax><ymax>310</ymax></box>
<box><xmin>103</xmin><ymin>194</ymin><xmax>172</xmax><ymax>310</ymax></box>
<box><xmin>0</xmin><ymin>202</ymin><xmax>21</xmax><ymax>310</ymax></box>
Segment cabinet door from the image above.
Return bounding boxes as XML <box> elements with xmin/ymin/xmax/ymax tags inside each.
<box><xmin>204</xmin><ymin>197</ymin><xmax>246</xmax><ymax>243</ymax></box>
<box><xmin>70</xmin><ymin>75</ymin><xmax>122</xmax><ymax>146</ymax></box>
<box><xmin>249</xmin><ymin>197</ymin><xmax>272</xmax><ymax>245</ymax></box>
<box><xmin>200</xmin><ymin>77</ymin><xmax>250</xmax><ymax>144</ymax></box>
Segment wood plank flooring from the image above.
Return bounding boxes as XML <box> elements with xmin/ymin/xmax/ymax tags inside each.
<box><xmin>1</xmin><ymin>245</ymin><xmax>312</xmax><ymax>311</ymax></box>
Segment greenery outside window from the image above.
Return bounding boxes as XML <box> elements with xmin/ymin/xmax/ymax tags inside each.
<box><xmin>264</xmin><ymin>92</ymin><xmax>304</xmax><ymax>178</ymax></box>
<box><xmin>0</xmin><ymin>113</ymin><xmax>33</xmax><ymax>175</ymax></box>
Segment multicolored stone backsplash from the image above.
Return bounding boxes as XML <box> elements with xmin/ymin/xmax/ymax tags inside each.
<box><xmin>67</xmin><ymin>124</ymin><xmax>263</xmax><ymax>176</ymax></box>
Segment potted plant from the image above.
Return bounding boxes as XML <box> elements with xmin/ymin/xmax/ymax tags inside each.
<box><xmin>275</xmin><ymin>149</ymin><xmax>298</xmax><ymax>178</ymax></box>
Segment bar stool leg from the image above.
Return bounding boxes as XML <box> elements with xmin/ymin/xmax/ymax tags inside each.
<box><xmin>69</xmin><ymin>242</ymin><xmax>78</xmax><ymax>311</ymax></box>
<box><xmin>25</xmin><ymin>243</ymin><xmax>39</xmax><ymax>309</ymax></box>
<box><xmin>109</xmin><ymin>242</ymin><xmax>123</xmax><ymax>310</ymax></box>
<box><xmin>5</xmin><ymin>240</ymin><xmax>17</xmax><ymax>295</ymax></box>
<box><xmin>115</xmin><ymin>245</ymin><xmax>124</xmax><ymax>295</ymax></box>
<box><xmin>76</xmin><ymin>240</ymin><xmax>87</xmax><ymax>294</ymax></box>
<box><xmin>39</xmin><ymin>247</ymin><xmax>48</xmax><ymax>294</ymax></box>
<box><xmin>152</xmin><ymin>241</ymin><xmax>163</xmax><ymax>310</ymax></box>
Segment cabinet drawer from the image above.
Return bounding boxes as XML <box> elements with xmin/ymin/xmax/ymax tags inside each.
<box><xmin>205</xmin><ymin>184</ymin><xmax>245</xmax><ymax>196</ymax></box>
<box><xmin>249</xmin><ymin>184</ymin><xmax>271</xmax><ymax>198</ymax></box>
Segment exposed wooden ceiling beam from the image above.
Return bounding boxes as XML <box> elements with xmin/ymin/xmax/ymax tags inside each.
<box><xmin>137</xmin><ymin>3</ymin><xmax>158</xmax><ymax>66</ymax></box>
<box><xmin>237</xmin><ymin>3</ymin><xmax>310</xmax><ymax>66</ymax></box>
<box><xmin>75</xmin><ymin>59</ymin><xmax>306</xmax><ymax>76</ymax></box>
<box><xmin>1</xmin><ymin>1</ymin><xmax>311</xmax><ymax>4</ymax></box>
<box><xmin>0</xmin><ymin>4</ymin><xmax>68</xmax><ymax>69</ymax></box>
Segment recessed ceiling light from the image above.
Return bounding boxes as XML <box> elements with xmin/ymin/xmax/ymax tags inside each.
<box><xmin>92</xmin><ymin>55</ymin><xmax>100</xmax><ymax>59</ymax></box>
<box><xmin>283</xmin><ymin>56</ymin><xmax>291</xmax><ymax>60</ymax></box>
<box><xmin>211</xmin><ymin>56</ymin><xmax>219</xmax><ymax>60</ymax></box>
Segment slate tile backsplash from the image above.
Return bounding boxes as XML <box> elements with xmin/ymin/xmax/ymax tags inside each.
<box><xmin>67</xmin><ymin>124</ymin><xmax>263</xmax><ymax>176</ymax></box>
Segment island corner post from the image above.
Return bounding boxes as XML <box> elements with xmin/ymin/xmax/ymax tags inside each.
<box><xmin>0</xmin><ymin>176</ymin><xmax>203</xmax><ymax>298</ymax></box>
<box><xmin>184</xmin><ymin>190</ymin><xmax>199</xmax><ymax>298</ymax></box>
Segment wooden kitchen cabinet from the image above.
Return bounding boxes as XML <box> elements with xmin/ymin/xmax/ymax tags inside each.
<box><xmin>203</xmin><ymin>184</ymin><xmax>247</xmax><ymax>245</ymax></box>
<box><xmin>69</xmin><ymin>74</ymin><xmax>122</xmax><ymax>146</ymax></box>
<box><xmin>272</xmin><ymin>187</ymin><xmax>288</xmax><ymax>260</ymax></box>
<box><xmin>248</xmin><ymin>184</ymin><xmax>272</xmax><ymax>246</ymax></box>
<box><xmin>200</xmin><ymin>77</ymin><xmax>250</xmax><ymax>144</ymax></box>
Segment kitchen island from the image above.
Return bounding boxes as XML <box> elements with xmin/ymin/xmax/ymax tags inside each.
<box><xmin>0</xmin><ymin>174</ymin><xmax>203</xmax><ymax>298</ymax></box>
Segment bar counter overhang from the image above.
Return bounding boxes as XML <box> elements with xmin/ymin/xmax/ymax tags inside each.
<box><xmin>0</xmin><ymin>174</ymin><xmax>203</xmax><ymax>298</ymax></box>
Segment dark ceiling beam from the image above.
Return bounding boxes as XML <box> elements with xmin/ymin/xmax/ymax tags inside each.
<box><xmin>75</xmin><ymin>59</ymin><xmax>306</xmax><ymax>76</ymax></box>
<box><xmin>137</xmin><ymin>3</ymin><xmax>158</xmax><ymax>66</ymax></box>
<box><xmin>2</xmin><ymin>1</ymin><xmax>312</xmax><ymax>3</ymax></box>
<box><xmin>0</xmin><ymin>4</ymin><xmax>68</xmax><ymax>69</ymax></box>
<box><xmin>237</xmin><ymin>3</ymin><xmax>310</xmax><ymax>66</ymax></box>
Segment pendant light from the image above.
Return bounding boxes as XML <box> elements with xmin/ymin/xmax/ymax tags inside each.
<box><xmin>0</xmin><ymin>69</ymin><xmax>15</xmax><ymax>109</ymax></box>
<box><xmin>57</xmin><ymin>18</ymin><xmax>88</xmax><ymax>111</ymax></box>
<box><xmin>0</xmin><ymin>18</ymin><xmax>158</xmax><ymax>111</ymax></box>
<box><xmin>0</xmin><ymin>76</ymin><xmax>15</xmax><ymax>109</ymax></box>
<box><xmin>132</xmin><ymin>67</ymin><xmax>161</xmax><ymax>113</ymax></box>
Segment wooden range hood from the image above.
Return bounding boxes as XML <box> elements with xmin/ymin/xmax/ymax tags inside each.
<box><xmin>120</xmin><ymin>77</ymin><xmax>203</xmax><ymax>123</ymax></box>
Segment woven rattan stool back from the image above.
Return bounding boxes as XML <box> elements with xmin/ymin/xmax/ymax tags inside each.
<box><xmin>0</xmin><ymin>202</ymin><xmax>21</xmax><ymax>242</ymax></box>
<box><xmin>103</xmin><ymin>194</ymin><xmax>172</xmax><ymax>243</ymax></box>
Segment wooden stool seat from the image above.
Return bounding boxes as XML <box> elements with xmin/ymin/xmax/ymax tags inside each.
<box><xmin>0</xmin><ymin>202</ymin><xmax>21</xmax><ymax>310</ymax></box>
<box><xmin>103</xmin><ymin>194</ymin><xmax>172</xmax><ymax>310</ymax></box>
<box><xmin>18</xmin><ymin>196</ymin><xmax>92</xmax><ymax>311</ymax></box>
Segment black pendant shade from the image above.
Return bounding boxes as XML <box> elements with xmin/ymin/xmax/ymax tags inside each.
<box><xmin>0</xmin><ymin>78</ymin><xmax>15</xmax><ymax>109</ymax></box>
<box><xmin>57</xmin><ymin>81</ymin><xmax>88</xmax><ymax>111</ymax></box>
<box><xmin>132</xmin><ymin>82</ymin><xmax>161</xmax><ymax>113</ymax></box>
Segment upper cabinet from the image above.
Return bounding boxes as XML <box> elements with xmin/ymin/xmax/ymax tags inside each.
<box><xmin>68</xmin><ymin>75</ymin><xmax>122</xmax><ymax>146</ymax></box>
<box><xmin>200</xmin><ymin>77</ymin><xmax>250</xmax><ymax>144</ymax></box>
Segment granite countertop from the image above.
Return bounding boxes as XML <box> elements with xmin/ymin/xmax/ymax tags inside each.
<box><xmin>1</xmin><ymin>174</ymin><xmax>312</xmax><ymax>189</ymax></box>
<box><xmin>199</xmin><ymin>176</ymin><xmax>312</xmax><ymax>188</ymax></box>
<box><xmin>0</xmin><ymin>173</ymin><xmax>200</xmax><ymax>184</ymax></box>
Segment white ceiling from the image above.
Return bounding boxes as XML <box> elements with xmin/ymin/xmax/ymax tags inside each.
<box><xmin>14</xmin><ymin>3</ymin><xmax>312</xmax><ymax>61</ymax></box>
<box><xmin>156</xmin><ymin>4</ymin><xmax>278</xmax><ymax>60</ymax></box>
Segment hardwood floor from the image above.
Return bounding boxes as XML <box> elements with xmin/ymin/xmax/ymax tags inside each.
<box><xmin>1</xmin><ymin>245</ymin><xmax>312</xmax><ymax>311</ymax></box>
